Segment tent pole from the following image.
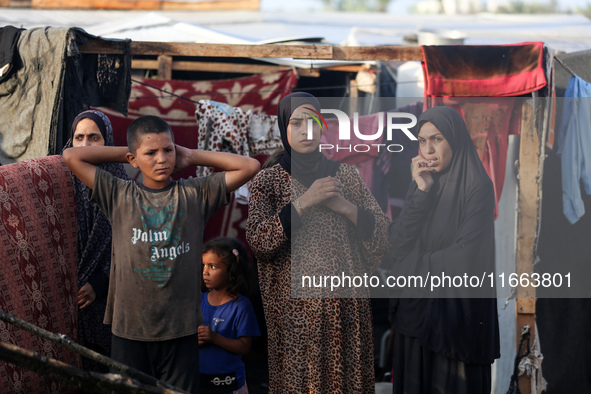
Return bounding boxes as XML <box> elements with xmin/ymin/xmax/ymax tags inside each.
<box><xmin>515</xmin><ymin>98</ymin><xmax>543</xmax><ymax>393</ymax></box>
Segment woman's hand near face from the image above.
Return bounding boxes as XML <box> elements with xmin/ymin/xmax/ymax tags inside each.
<box><xmin>412</xmin><ymin>155</ymin><xmax>435</xmax><ymax>192</ymax></box>
<box><xmin>297</xmin><ymin>176</ymin><xmax>342</xmax><ymax>212</ymax></box>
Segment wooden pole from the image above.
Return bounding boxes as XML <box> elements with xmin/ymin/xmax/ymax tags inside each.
<box><xmin>30</xmin><ymin>0</ymin><xmax>259</xmax><ymax>10</ymax></box>
<box><xmin>0</xmin><ymin>310</ymin><xmax>184</xmax><ymax>393</ymax></box>
<box><xmin>157</xmin><ymin>55</ymin><xmax>173</xmax><ymax>80</ymax></box>
<box><xmin>0</xmin><ymin>342</ymin><xmax>185</xmax><ymax>394</ymax></box>
<box><xmin>515</xmin><ymin>97</ymin><xmax>546</xmax><ymax>393</ymax></box>
<box><xmin>79</xmin><ymin>39</ymin><xmax>424</xmax><ymax>62</ymax></box>
<box><xmin>131</xmin><ymin>59</ymin><xmax>327</xmax><ymax>77</ymax></box>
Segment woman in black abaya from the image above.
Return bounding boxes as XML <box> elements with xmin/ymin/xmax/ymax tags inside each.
<box><xmin>388</xmin><ymin>106</ymin><xmax>500</xmax><ymax>393</ymax></box>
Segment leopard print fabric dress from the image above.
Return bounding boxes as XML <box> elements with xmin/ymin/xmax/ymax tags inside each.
<box><xmin>246</xmin><ymin>163</ymin><xmax>390</xmax><ymax>393</ymax></box>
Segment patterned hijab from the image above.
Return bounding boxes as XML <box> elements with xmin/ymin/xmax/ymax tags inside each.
<box><xmin>277</xmin><ymin>92</ymin><xmax>340</xmax><ymax>187</ymax></box>
<box><xmin>66</xmin><ymin>110</ymin><xmax>129</xmax><ymax>285</ymax></box>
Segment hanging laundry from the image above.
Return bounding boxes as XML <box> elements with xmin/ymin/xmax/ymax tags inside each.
<box><xmin>102</xmin><ymin>69</ymin><xmax>296</xmax><ymax>179</ymax></box>
<box><xmin>425</xmin><ymin>97</ymin><xmax>521</xmax><ymax>219</ymax></box>
<box><xmin>421</xmin><ymin>42</ymin><xmax>546</xmax><ymax>97</ymax></box>
<box><xmin>249</xmin><ymin>113</ymin><xmax>282</xmax><ymax>155</ymax></box>
<box><xmin>0</xmin><ymin>27</ymin><xmax>132</xmax><ymax>163</ymax></box>
<box><xmin>320</xmin><ymin>111</ymin><xmax>386</xmax><ymax>165</ymax></box>
<box><xmin>235</xmin><ymin>182</ymin><xmax>251</xmax><ymax>205</ymax></box>
<box><xmin>195</xmin><ymin>100</ymin><xmax>252</xmax><ymax>176</ymax></box>
<box><xmin>0</xmin><ymin>27</ymin><xmax>71</xmax><ymax>164</ymax></box>
<box><xmin>195</xmin><ymin>99</ymin><xmax>284</xmax><ymax>177</ymax></box>
<box><xmin>420</xmin><ymin>43</ymin><xmax>546</xmax><ymax>219</ymax></box>
<box><xmin>557</xmin><ymin>75</ymin><xmax>591</xmax><ymax>224</ymax></box>
<box><xmin>0</xmin><ymin>155</ymin><xmax>81</xmax><ymax>393</ymax></box>
<box><xmin>0</xmin><ymin>26</ymin><xmax>23</xmax><ymax>83</ymax></box>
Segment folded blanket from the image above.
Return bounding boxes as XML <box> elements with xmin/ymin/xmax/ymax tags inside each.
<box><xmin>0</xmin><ymin>155</ymin><xmax>80</xmax><ymax>393</ymax></box>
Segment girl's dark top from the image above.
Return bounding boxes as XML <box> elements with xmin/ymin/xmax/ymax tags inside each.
<box><xmin>388</xmin><ymin>106</ymin><xmax>500</xmax><ymax>365</ymax></box>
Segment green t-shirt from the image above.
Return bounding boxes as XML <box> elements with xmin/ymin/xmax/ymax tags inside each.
<box><xmin>90</xmin><ymin>168</ymin><xmax>228</xmax><ymax>341</ymax></box>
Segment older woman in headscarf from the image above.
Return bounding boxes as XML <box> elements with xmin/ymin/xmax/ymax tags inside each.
<box><xmin>66</xmin><ymin>110</ymin><xmax>129</xmax><ymax>371</ymax></box>
<box><xmin>246</xmin><ymin>92</ymin><xmax>390</xmax><ymax>393</ymax></box>
<box><xmin>388</xmin><ymin>106</ymin><xmax>500</xmax><ymax>393</ymax></box>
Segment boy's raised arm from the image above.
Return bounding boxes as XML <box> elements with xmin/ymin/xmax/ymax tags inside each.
<box><xmin>175</xmin><ymin>145</ymin><xmax>260</xmax><ymax>192</ymax></box>
<box><xmin>63</xmin><ymin>146</ymin><xmax>129</xmax><ymax>189</ymax></box>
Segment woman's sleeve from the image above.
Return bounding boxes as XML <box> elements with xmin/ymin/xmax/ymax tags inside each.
<box><xmin>388</xmin><ymin>184</ymin><xmax>431</xmax><ymax>260</ymax></box>
<box><xmin>87</xmin><ymin>269</ymin><xmax>109</xmax><ymax>299</ymax></box>
<box><xmin>424</xmin><ymin>183</ymin><xmax>496</xmax><ymax>281</ymax></box>
<box><xmin>345</xmin><ymin>165</ymin><xmax>391</xmax><ymax>260</ymax></box>
<box><xmin>246</xmin><ymin>170</ymin><xmax>293</xmax><ymax>262</ymax></box>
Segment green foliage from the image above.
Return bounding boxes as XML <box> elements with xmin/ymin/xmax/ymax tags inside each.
<box><xmin>575</xmin><ymin>3</ymin><xmax>591</xmax><ymax>19</ymax></box>
<box><xmin>321</xmin><ymin>0</ymin><xmax>392</xmax><ymax>12</ymax></box>
<box><xmin>496</xmin><ymin>0</ymin><xmax>559</xmax><ymax>14</ymax></box>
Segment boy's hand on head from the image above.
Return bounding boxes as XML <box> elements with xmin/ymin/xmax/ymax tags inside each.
<box><xmin>63</xmin><ymin>146</ymin><xmax>130</xmax><ymax>189</ymax></box>
<box><xmin>173</xmin><ymin>144</ymin><xmax>193</xmax><ymax>174</ymax></box>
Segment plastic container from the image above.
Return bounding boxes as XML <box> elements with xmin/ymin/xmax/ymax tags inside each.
<box><xmin>417</xmin><ymin>29</ymin><xmax>466</xmax><ymax>45</ymax></box>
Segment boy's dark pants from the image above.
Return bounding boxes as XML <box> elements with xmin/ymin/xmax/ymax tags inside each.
<box><xmin>112</xmin><ymin>333</ymin><xmax>199</xmax><ymax>393</ymax></box>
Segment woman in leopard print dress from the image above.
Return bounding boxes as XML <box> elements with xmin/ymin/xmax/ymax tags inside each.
<box><xmin>246</xmin><ymin>92</ymin><xmax>390</xmax><ymax>393</ymax></box>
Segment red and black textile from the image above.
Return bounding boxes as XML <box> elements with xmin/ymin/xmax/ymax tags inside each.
<box><xmin>421</xmin><ymin>42</ymin><xmax>546</xmax><ymax>218</ymax></box>
<box><xmin>99</xmin><ymin>70</ymin><xmax>296</xmax><ymax>251</ymax></box>
<box><xmin>421</xmin><ymin>41</ymin><xmax>546</xmax><ymax>97</ymax></box>
<box><xmin>0</xmin><ymin>155</ymin><xmax>81</xmax><ymax>393</ymax></box>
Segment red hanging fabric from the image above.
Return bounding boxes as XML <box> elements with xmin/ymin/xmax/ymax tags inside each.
<box><xmin>421</xmin><ymin>43</ymin><xmax>546</xmax><ymax>219</ymax></box>
<box><xmin>421</xmin><ymin>42</ymin><xmax>546</xmax><ymax>97</ymax></box>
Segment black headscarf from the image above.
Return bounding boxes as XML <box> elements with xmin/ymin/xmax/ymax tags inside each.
<box><xmin>389</xmin><ymin>106</ymin><xmax>499</xmax><ymax>365</ymax></box>
<box><xmin>70</xmin><ymin>110</ymin><xmax>109</xmax><ymax>143</ymax></box>
<box><xmin>417</xmin><ymin>106</ymin><xmax>492</xmax><ymax>246</ymax></box>
<box><xmin>277</xmin><ymin>92</ymin><xmax>340</xmax><ymax>187</ymax></box>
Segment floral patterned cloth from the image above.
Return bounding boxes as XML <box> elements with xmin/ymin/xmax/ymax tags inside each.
<box><xmin>195</xmin><ymin>100</ymin><xmax>283</xmax><ymax>176</ymax></box>
<box><xmin>100</xmin><ymin>69</ymin><xmax>296</xmax><ymax>182</ymax></box>
<box><xmin>0</xmin><ymin>155</ymin><xmax>80</xmax><ymax>393</ymax></box>
<box><xmin>195</xmin><ymin>100</ymin><xmax>252</xmax><ymax>177</ymax></box>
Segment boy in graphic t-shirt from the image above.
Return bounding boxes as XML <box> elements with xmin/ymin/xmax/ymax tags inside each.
<box><xmin>63</xmin><ymin>115</ymin><xmax>260</xmax><ymax>393</ymax></box>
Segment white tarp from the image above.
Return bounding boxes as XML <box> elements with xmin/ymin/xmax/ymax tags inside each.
<box><xmin>2</xmin><ymin>9</ymin><xmax>591</xmax><ymax>54</ymax></box>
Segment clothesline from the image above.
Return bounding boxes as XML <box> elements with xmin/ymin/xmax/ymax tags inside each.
<box><xmin>554</xmin><ymin>56</ymin><xmax>577</xmax><ymax>79</ymax></box>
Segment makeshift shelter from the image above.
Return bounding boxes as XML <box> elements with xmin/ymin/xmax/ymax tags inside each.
<box><xmin>2</xmin><ymin>10</ymin><xmax>591</xmax><ymax>392</ymax></box>
<box><xmin>0</xmin><ymin>26</ymin><xmax>131</xmax><ymax>165</ymax></box>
